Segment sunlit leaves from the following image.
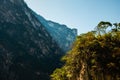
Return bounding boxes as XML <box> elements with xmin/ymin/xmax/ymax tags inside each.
<box><xmin>51</xmin><ymin>21</ymin><xmax>120</xmax><ymax>80</ymax></box>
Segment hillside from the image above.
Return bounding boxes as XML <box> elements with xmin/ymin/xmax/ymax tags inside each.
<box><xmin>0</xmin><ymin>0</ymin><xmax>63</xmax><ymax>80</ymax></box>
<box><xmin>51</xmin><ymin>21</ymin><xmax>120</xmax><ymax>80</ymax></box>
<box><xmin>33</xmin><ymin>12</ymin><xmax>77</xmax><ymax>52</ymax></box>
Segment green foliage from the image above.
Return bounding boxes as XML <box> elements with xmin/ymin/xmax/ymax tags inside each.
<box><xmin>113</xmin><ymin>23</ymin><xmax>120</xmax><ymax>32</ymax></box>
<box><xmin>95</xmin><ymin>21</ymin><xmax>112</xmax><ymax>35</ymax></box>
<box><xmin>51</xmin><ymin>21</ymin><xmax>120</xmax><ymax>80</ymax></box>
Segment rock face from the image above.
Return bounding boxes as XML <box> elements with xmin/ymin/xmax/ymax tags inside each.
<box><xmin>0</xmin><ymin>0</ymin><xmax>63</xmax><ymax>80</ymax></box>
<box><xmin>33</xmin><ymin>12</ymin><xmax>77</xmax><ymax>52</ymax></box>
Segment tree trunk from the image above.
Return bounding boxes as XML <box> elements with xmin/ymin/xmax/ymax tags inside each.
<box><xmin>78</xmin><ymin>62</ymin><xmax>89</xmax><ymax>80</ymax></box>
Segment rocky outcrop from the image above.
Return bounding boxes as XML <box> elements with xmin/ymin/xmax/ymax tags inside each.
<box><xmin>0</xmin><ymin>0</ymin><xmax>63</xmax><ymax>80</ymax></box>
<box><xmin>33</xmin><ymin>12</ymin><xmax>77</xmax><ymax>52</ymax></box>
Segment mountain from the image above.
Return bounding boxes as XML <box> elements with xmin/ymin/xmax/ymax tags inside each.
<box><xmin>33</xmin><ymin>12</ymin><xmax>77</xmax><ymax>52</ymax></box>
<box><xmin>0</xmin><ymin>0</ymin><xmax>63</xmax><ymax>80</ymax></box>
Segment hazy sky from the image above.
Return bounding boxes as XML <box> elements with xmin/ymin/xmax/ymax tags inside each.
<box><xmin>24</xmin><ymin>0</ymin><xmax>120</xmax><ymax>34</ymax></box>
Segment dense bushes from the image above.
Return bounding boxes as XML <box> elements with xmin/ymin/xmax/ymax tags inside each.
<box><xmin>51</xmin><ymin>22</ymin><xmax>120</xmax><ymax>80</ymax></box>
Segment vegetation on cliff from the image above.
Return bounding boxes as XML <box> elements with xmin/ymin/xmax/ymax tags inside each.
<box><xmin>51</xmin><ymin>21</ymin><xmax>120</xmax><ymax>80</ymax></box>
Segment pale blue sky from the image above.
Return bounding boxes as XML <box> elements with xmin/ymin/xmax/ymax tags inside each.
<box><xmin>24</xmin><ymin>0</ymin><xmax>120</xmax><ymax>34</ymax></box>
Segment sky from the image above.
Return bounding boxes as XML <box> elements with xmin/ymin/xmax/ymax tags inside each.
<box><xmin>24</xmin><ymin>0</ymin><xmax>120</xmax><ymax>34</ymax></box>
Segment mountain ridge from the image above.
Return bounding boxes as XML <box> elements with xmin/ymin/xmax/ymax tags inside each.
<box><xmin>33</xmin><ymin>11</ymin><xmax>77</xmax><ymax>52</ymax></box>
<box><xmin>0</xmin><ymin>0</ymin><xmax>64</xmax><ymax>80</ymax></box>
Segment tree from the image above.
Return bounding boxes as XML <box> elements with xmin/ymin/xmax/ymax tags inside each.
<box><xmin>96</xmin><ymin>21</ymin><xmax>112</xmax><ymax>35</ymax></box>
<box><xmin>113</xmin><ymin>23</ymin><xmax>120</xmax><ymax>32</ymax></box>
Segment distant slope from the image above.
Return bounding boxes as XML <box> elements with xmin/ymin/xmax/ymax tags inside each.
<box><xmin>0</xmin><ymin>0</ymin><xmax>63</xmax><ymax>80</ymax></box>
<box><xmin>33</xmin><ymin>12</ymin><xmax>77</xmax><ymax>52</ymax></box>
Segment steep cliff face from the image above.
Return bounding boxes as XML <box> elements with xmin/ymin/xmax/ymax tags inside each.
<box><xmin>33</xmin><ymin>12</ymin><xmax>77</xmax><ymax>52</ymax></box>
<box><xmin>0</xmin><ymin>0</ymin><xmax>63</xmax><ymax>80</ymax></box>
